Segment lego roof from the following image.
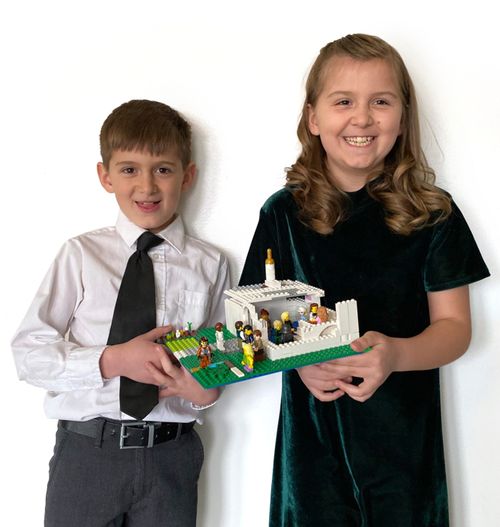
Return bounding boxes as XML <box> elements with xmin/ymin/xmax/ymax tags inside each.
<box><xmin>224</xmin><ymin>280</ymin><xmax>324</xmax><ymax>304</ymax></box>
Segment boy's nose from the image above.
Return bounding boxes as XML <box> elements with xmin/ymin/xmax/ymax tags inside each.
<box><xmin>138</xmin><ymin>174</ymin><xmax>157</xmax><ymax>194</ymax></box>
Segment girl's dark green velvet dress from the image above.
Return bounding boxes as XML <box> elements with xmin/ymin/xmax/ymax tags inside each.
<box><xmin>239</xmin><ymin>187</ymin><xmax>489</xmax><ymax>527</ymax></box>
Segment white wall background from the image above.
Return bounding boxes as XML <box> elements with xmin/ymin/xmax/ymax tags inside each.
<box><xmin>1</xmin><ymin>1</ymin><xmax>498</xmax><ymax>525</ymax></box>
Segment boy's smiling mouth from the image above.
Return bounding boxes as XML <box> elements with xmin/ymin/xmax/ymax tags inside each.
<box><xmin>344</xmin><ymin>136</ymin><xmax>375</xmax><ymax>146</ymax></box>
<box><xmin>136</xmin><ymin>201</ymin><xmax>161</xmax><ymax>212</ymax></box>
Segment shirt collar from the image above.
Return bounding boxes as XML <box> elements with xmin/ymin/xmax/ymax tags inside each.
<box><xmin>115</xmin><ymin>211</ymin><xmax>185</xmax><ymax>253</ymax></box>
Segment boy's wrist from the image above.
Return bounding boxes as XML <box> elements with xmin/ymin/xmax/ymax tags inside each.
<box><xmin>190</xmin><ymin>387</ymin><xmax>220</xmax><ymax>409</ymax></box>
<box><xmin>99</xmin><ymin>345</ymin><xmax>120</xmax><ymax>379</ymax></box>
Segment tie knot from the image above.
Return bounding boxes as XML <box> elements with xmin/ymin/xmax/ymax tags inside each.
<box><xmin>136</xmin><ymin>231</ymin><xmax>163</xmax><ymax>252</ymax></box>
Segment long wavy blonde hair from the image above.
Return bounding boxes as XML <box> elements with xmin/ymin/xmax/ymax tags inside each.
<box><xmin>286</xmin><ymin>34</ymin><xmax>451</xmax><ymax>235</ymax></box>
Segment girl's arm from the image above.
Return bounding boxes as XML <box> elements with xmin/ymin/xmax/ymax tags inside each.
<box><xmin>309</xmin><ymin>285</ymin><xmax>471</xmax><ymax>402</ymax></box>
<box><xmin>384</xmin><ymin>285</ymin><xmax>471</xmax><ymax>371</ymax></box>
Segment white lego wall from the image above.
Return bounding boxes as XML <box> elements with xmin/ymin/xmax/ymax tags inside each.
<box><xmin>1</xmin><ymin>2</ymin><xmax>499</xmax><ymax>526</ymax></box>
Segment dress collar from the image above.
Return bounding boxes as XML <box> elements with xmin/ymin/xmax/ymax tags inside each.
<box><xmin>115</xmin><ymin>211</ymin><xmax>185</xmax><ymax>253</ymax></box>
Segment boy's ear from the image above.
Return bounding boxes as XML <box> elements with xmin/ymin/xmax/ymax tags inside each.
<box><xmin>307</xmin><ymin>103</ymin><xmax>320</xmax><ymax>136</ymax></box>
<box><xmin>181</xmin><ymin>162</ymin><xmax>197</xmax><ymax>192</ymax></box>
<box><xmin>97</xmin><ymin>162</ymin><xmax>114</xmax><ymax>193</ymax></box>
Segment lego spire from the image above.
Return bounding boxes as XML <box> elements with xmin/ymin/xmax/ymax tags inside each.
<box><xmin>265</xmin><ymin>248</ymin><xmax>276</xmax><ymax>283</ymax></box>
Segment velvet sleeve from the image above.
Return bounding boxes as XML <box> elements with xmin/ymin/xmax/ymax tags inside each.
<box><xmin>423</xmin><ymin>201</ymin><xmax>490</xmax><ymax>292</ymax></box>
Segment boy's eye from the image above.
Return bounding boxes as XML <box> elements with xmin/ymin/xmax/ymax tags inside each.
<box><xmin>121</xmin><ymin>167</ymin><xmax>136</xmax><ymax>175</ymax></box>
<box><xmin>156</xmin><ymin>167</ymin><xmax>173</xmax><ymax>175</ymax></box>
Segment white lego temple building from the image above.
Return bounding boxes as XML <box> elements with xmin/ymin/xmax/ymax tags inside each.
<box><xmin>224</xmin><ymin>279</ymin><xmax>359</xmax><ymax>361</ymax></box>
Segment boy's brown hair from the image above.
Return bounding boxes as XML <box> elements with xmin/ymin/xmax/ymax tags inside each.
<box><xmin>99</xmin><ymin>99</ymin><xmax>192</xmax><ymax>168</ymax></box>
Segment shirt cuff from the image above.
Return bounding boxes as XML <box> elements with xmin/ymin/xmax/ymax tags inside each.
<box><xmin>190</xmin><ymin>400</ymin><xmax>218</xmax><ymax>411</ymax></box>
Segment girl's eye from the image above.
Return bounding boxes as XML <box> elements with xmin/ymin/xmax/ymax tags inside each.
<box><xmin>373</xmin><ymin>99</ymin><xmax>389</xmax><ymax>106</ymax></box>
<box><xmin>336</xmin><ymin>99</ymin><xmax>351</xmax><ymax>106</ymax></box>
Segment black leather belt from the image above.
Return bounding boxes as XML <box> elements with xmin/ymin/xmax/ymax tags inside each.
<box><xmin>60</xmin><ymin>418</ymin><xmax>195</xmax><ymax>449</ymax></box>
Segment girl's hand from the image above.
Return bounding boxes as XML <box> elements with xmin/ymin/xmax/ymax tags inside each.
<box><xmin>145</xmin><ymin>347</ymin><xmax>219</xmax><ymax>407</ymax></box>
<box><xmin>307</xmin><ymin>287</ymin><xmax>472</xmax><ymax>403</ymax></box>
<box><xmin>322</xmin><ymin>331</ymin><xmax>398</xmax><ymax>402</ymax></box>
<box><xmin>296</xmin><ymin>364</ymin><xmax>353</xmax><ymax>402</ymax></box>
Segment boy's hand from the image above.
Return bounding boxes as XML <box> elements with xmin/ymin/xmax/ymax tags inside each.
<box><xmin>319</xmin><ymin>331</ymin><xmax>397</xmax><ymax>402</ymax></box>
<box><xmin>145</xmin><ymin>348</ymin><xmax>219</xmax><ymax>407</ymax></box>
<box><xmin>297</xmin><ymin>364</ymin><xmax>352</xmax><ymax>402</ymax></box>
<box><xmin>100</xmin><ymin>326</ymin><xmax>172</xmax><ymax>383</ymax></box>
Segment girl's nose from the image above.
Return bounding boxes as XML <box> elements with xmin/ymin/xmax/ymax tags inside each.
<box><xmin>351</xmin><ymin>105</ymin><xmax>373</xmax><ymax>127</ymax></box>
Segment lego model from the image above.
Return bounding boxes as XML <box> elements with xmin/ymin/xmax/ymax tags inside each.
<box><xmin>162</xmin><ymin>249</ymin><xmax>362</xmax><ymax>389</ymax></box>
<box><xmin>223</xmin><ymin>256</ymin><xmax>359</xmax><ymax>361</ymax></box>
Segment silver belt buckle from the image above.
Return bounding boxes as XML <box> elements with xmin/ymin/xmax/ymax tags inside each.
<box><xmin>119</xmin><ymin>422</ymin><xmax>156</xmax><ymax>449</ymax></box>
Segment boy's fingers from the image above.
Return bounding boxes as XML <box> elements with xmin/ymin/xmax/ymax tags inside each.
<box><xmin>144</xmin><ymin>325</ymin><xmax>173</xmax><ymax>340</ymax></box>
<box><xmin>145</xmin><ymin>361</ymin><xmax>163</xmax><ymax>379</ymax></box>
<box><xmin>157</xmin><ymin>349</ymin><xmax>183</xmax><ymax>379</ymax></box>
<box><xmin>146</xmin><ymin>361</ymin><xmax>175</xmax><ymax>385</ymax></box>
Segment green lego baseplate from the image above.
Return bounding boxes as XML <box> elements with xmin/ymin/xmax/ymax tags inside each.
<box><xmin>164</xmin><ymin>325</ymin><xmax>362</xmax><ymax>390</ymax></box>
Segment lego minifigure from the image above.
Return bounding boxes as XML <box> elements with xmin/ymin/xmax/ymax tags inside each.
<box><xmin>196</xmin><ymin>336</ymin><xmax>212</xmax><ymax>369</ymax></box>
<box><xmin>259</xmin><ymin>308</ymin><xmax>271</xmax><ymax>338</ymax></box>
<box><xmin>317</xmin><ymin>305</ymin><xmax>329</xmax><ymax>323</ymax></box>
<box><xmin>259</xmin><ymin>308</ymin><xmax>270</xmax><ymax>323</ymax></box>
<box><xmin>235</xmin><ymin>320</ymin><xmax>244</xmax><ymax>349</ymax></box>
<box><xmin>243</xmin><ymin>324</ymin><xmax>254</xmax><ymax>344</ymax></box>
<box><xmin>252</xmin><ymin>329</ymin><xmax>265</xmax><ymax>362</ymax></box>
<box><xmin>271</xmin><ymin>319</ymin><xmax>283</xmax><ymax>344</ymax></box>
<box><xmin>241</xmin><ymin>342</ymin><xmax>255</xmax><ymax>372</ymax></box>
<box><xmin>297</xmin><ymin>306</ymin><xmax>307</xmax><ymax>321</ymax></box>
<box><xmin>281</xmin><ymin>311</ymin><xmax>294</xmax><ymax>343</ymax></box>
<box><xmin>309</xmin><ymin>303</ymin><xmax>319</xmax><ymax>324</ymax></box>
<box><xmin>215</xmin><ymin>322</ymin><xmax>225</xmax><ymax>351</ymax></box>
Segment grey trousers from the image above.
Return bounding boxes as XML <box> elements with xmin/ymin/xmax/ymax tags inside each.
<box><xmin>45</xmin><ymin>421</ymin><xmax>204</xmax><ymax>527</ymax></box>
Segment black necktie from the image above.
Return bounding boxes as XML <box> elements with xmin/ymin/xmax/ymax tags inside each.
<box><xmin>107</xmin><ymin>231</ymin><xmax>164</xmax><ymax>419</ymax></box>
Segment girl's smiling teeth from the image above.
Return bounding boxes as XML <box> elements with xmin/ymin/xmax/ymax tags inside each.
<box><xmin>344</xmin><ymin>136</ymin><xmax>375</xmax><ymax>146</ymax></box>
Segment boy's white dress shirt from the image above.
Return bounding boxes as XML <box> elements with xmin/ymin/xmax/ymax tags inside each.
<box><xmin>12</xmin><ymin>212</ymin><xmax>230</xmax><ymax>422</ymax></box>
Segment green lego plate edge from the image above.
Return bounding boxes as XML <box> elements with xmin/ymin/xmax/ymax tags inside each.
<box><xmin>171</xmin><ymin>326</ymin><xmax>363</xmax><ymax>390</ymax></box>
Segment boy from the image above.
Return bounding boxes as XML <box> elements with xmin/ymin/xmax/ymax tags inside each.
<box><xmin>11</xmin><ymin>100</ymin><xmax>230</xmax><ymax>526</ymax></box>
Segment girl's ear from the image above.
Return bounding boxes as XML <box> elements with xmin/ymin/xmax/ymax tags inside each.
<box><xmin>181</xmin><ymin>162</ymin><xmax>197</xmax><ymax>192</ymax></box>
<box><xmin>97</xmin><ymin>162</ymin><xmax>114</xmax><ymax>193</ymax></box>
<box><xmin>307</xmin><ymin>103</ymin><xmax>320</xmax><ymax>136</ymax></box>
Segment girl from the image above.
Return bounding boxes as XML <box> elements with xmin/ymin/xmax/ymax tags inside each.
<box><xmin>239</xmin><ymin>34</ymin><xmax>489</xmax><ymax>527</ymax></box>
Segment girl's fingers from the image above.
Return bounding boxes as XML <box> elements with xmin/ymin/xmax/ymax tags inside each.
<box><xmin>335</xmin><ymin>379</ymin><xmax>374</xmax><ymax>402</ymax></box>
<box><xmin>308</xmin><ymin>386</ymin><xmax>341</xmax><ymax>402</ymax></box>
